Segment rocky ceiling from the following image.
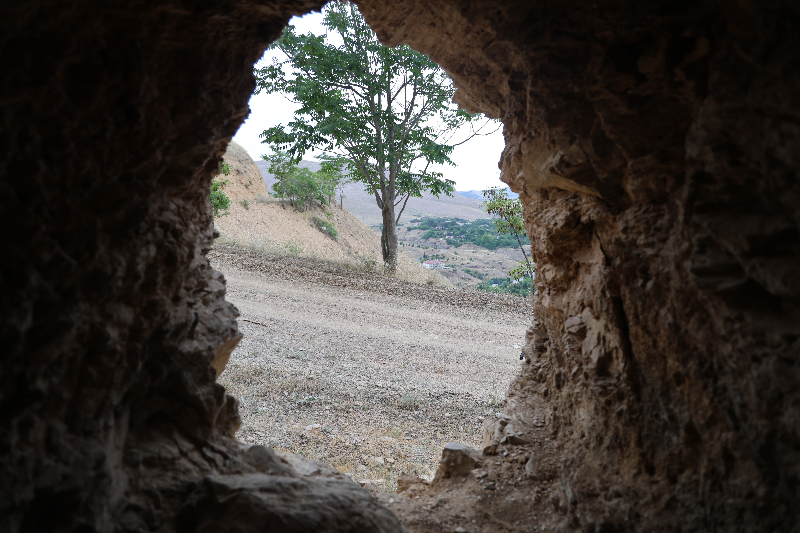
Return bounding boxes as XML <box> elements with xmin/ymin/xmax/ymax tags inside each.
<box><xmin>1</xmin><ymin>0</ymin><xmax>797</xmax><ymax>532</ymax></box>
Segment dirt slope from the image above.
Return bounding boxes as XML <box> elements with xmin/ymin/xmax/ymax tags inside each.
<box><xmin>214</xmin><ymin>142</ymin><xmax>444</xmax><ymax>285</ymax></box>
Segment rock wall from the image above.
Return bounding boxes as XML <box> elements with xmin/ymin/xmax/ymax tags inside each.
<box><xmin>1</xmin><ymin>0</ymin><xmax>798</xmax><ymax>531</ymax></box>
<box><xmin>359</xmin><ymin>0</ymin><xmax>800</xmax><ymax>530</ymax></box>
<box><xmin>0</xmin><ymin>1</ymin><xmax>403</xmax><ymax>531</ymax></box>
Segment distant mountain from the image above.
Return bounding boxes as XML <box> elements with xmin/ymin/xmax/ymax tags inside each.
<box><xmin>456</xmin><ymin>187</ymin><xmax>518</xmax><ymax>201</ymax></box>
<box><xmin>255</xmin><ymin>160</ymin><xmax>492</xmax><ymax>226</ymax></box>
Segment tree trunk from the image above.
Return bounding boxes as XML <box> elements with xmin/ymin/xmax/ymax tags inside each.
<box><xmin>380</xmin><ymin>203</ymin><xmax>398</xmax><ymax>274</ymax></box>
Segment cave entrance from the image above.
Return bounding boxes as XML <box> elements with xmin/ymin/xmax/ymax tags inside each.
<box><xmin>210</xmin><ymin>4</ymin><xmax>525</xmax><ymax>492</ymax></box>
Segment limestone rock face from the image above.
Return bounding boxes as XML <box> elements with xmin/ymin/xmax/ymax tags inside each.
<box><xmin>1</xmin><ymin>0</ymin><xmax>798</xmax><ymax>532</ymax></box>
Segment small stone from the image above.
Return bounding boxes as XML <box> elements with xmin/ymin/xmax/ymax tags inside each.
<box><xmin>375</xmin><ymin>456</ymin><xmax>385</xmax><ymax>465</ymax></box>
<box><xmin>470</xmin><ymin>468</ymin><xmax>488</xmax><ymax>478</ymax></box>
<box><xmin>434</xmin><ymin>443</ymin><xmax>481</xmax><ymax>480</ymax></box>
<box><xmin>242</xmin><ymin>446</ymin><xmax>292</xmax><ymax>476</ymax></box>
<box><xmin>455</xmin><ymin>527</ymin><xmax>467</xmax><ymax>533</ymax></box>
<box><xmin>502</xmin><ymin>423</ymin><xmax>529</xmax><ymax>445</ymax></box>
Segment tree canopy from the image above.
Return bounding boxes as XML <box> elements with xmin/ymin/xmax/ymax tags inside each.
<box><xmin>255</xmin><ymin>1</ymin><xmax>492</xmax><ymax>272</ymax></box>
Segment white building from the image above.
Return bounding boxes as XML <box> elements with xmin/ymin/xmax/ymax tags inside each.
<box><xmin>422</xmin><ymin>259</ymin><xmax>449</xmax><ymax>270</ymax></box>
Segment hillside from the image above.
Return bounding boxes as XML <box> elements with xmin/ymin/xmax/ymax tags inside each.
<box><xmin>213</xmin><ymin>142</ymin><xmax>443</xmax><ymax>285</ymax></box>
<box><xmin>255</xmin><ymin>160</ymin><xmax>491</xmax><ymax>226</ymax></box>
<box><xmin>456</xmin><ymin>187</ymin><xmax>518</xmax><ymax>200</ymax></box>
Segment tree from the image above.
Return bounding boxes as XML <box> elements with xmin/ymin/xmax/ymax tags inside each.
<box><xmin>317</xmin><ymin>153</ymin><xmax>347</xmax><ymax>207</ymax></box>
<box><xmin>255</xmin><ymin>1</ymin><xmax>493</xmax><ymax>273</ymax></box>
<box><xmin>482</xmin><ymin>187</ymin><xmax>535</xmax><ymax>285</ymax></box>
<box><xmin>263</xmin><ymin>149</ymin><xmax>295</xmax><ymax>209</ymax></box>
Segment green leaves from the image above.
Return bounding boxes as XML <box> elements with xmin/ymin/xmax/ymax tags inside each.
<box><xmin>482</xmin><ymin>187</ymin><xmax>526</xmax><ymax>237</ymax></box>
<box><xmin>210</xmin><ymin>179</ymin><xmax>230</xmax><ymax>218</ymax></box>
<box><xmin>255</xmin><ymin>2</ymin><xmax>477</xmax><ymax>197</ymax></box>
<box><xmin>263</xmin><ymin>149</ymin><xmax>344</xmax><ymax>211</ymax></box>
<box><xmin>482</xmin><ymin>186</ymin><xmax>536</xmax><ymax>284</ymax></box>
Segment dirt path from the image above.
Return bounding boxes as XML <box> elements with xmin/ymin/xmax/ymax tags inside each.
<box><xmin>211</xmin><ymin>246</ymin><xmax>531</xmax><ymax>491</ymax></box>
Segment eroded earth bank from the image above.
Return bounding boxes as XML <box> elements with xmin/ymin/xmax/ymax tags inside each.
<box><xmin>2</xmin><ymin>0</ymin><xmax>799</xmax><ymax>532</ymax></box>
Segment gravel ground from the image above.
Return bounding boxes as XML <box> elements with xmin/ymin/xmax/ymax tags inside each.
<box><xmin>210</xmin><ymin>244</ymin><xmax>532</xmax><ymax>491</ymax></box>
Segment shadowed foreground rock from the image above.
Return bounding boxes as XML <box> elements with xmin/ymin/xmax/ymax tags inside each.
<box><xmin>1</xmin><ymin>0</ymin><xmax>798</xmax><ymax>531</ymax></box>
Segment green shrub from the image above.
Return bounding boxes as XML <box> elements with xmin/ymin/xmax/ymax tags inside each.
<box><xmin>264</xmin><ymin>150</ymin><xmax>342</xmax><ymax>211</ymax></box>
<box><xmin>312</xmin><ymin>216</ymin><xmax>338</xmax><ymax>240</ymax></box>
<box><xmin>463</xmin><ymin>268</ymin><xmax>486</xmax><ymax>280</ymax></box>
<box><xmin>476</xmin><ymin>277</ymin><xmax>534</xmax><ymax>297</ymax></box>
<box><xmin>397</xmin><ymin>392</ymin><xmax>419</xmax><ymax>410</ymax></box>
<box><xmin>220</xmin><ymin>159</ymin><xmax>231</xmax><ymax>175</ymax></box>
<box><xmin>210</xmin><ymin>179</ymin><xmax>230</xmax><ymax>217</ymax></box>
<box><xmin>240</xmin><ymin>199</ymin><xmax>249</xmax><ymax>210</ymax></box>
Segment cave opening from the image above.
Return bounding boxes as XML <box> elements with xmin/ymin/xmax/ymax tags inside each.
<box><xmin>3</xmin><ymin>0</ymin><xmax>799</xmax><ymax>531</ymax></box>
<box><xmin>209</xmin><ymin>3</ymin><xmax>524</xmax><ymax>493</ymax></box>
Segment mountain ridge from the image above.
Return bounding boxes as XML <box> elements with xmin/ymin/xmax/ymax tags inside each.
<box><xmin>255</xmin><ymin>159</ymin><xmax>494</xmax><ymax>226</ymax></box>
<box><xmin>456</xmin><ymin>188</ymin><xmax>518</xmax><ymax>201</ymax></box>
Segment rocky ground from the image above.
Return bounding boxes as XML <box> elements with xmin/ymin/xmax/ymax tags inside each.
<box><xmin>210</xmin><ymin>243</ymin><xmax>532</xmax><ymax>495</ymax></box>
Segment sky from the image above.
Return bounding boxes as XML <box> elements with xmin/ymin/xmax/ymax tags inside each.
<box><xmin>232</xmin><ymin>11</ymin><xmax>507</xmax><ymax>192</ymax></box>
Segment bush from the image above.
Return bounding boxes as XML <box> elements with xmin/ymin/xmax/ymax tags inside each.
<box><xmin>397</xmin><ymin>392</ymin><xmax>419</xmax><ymax>410</ymax></box>
<box><xmin>264</xmin><ymin>150</ymin><xmax>342</xmax><ymax>211</ymax></box>
<box><xmin>463</xmin><ymin>268</ymin><xmax>485</xmax><ymax>280</ymax></box>
<box><xmin>210</xmin><ymin>179</ymin><xmax>230</xmax><ymax>217</ymax></box>
<box><xmin>476</xmin><ymin>276</ymin><xmax>534</xmax><ymax>297</ymax></box>
<box><xmin>312</xmin><ymin>216</ymin><xmax>338</xmax><ymax>240</ymax></box>
<box><xmin>239</xmin><ymin>199</ymin><xmax>249</xmax><ymax>210</ymax></box>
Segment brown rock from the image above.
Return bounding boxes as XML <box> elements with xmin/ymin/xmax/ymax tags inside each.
<box><xmin>242</xmin><ymin>446</ymin><xmax>293</xmax><ymax>477</ymax></box>
<box><xmin>211</xmin><ymin>334</ymin><xmax>243</xmax><ymax>379</ymax></box>
<box><xmin>434</xmin><ymin>442</ymin><xmax>482</xmax><ymax>480</ymax></box>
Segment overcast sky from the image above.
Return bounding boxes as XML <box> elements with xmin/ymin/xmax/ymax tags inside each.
<box><xmin>232</xmin><ymin>11</ymin><xmax>507</xmax><ymax>192</ymax></box>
